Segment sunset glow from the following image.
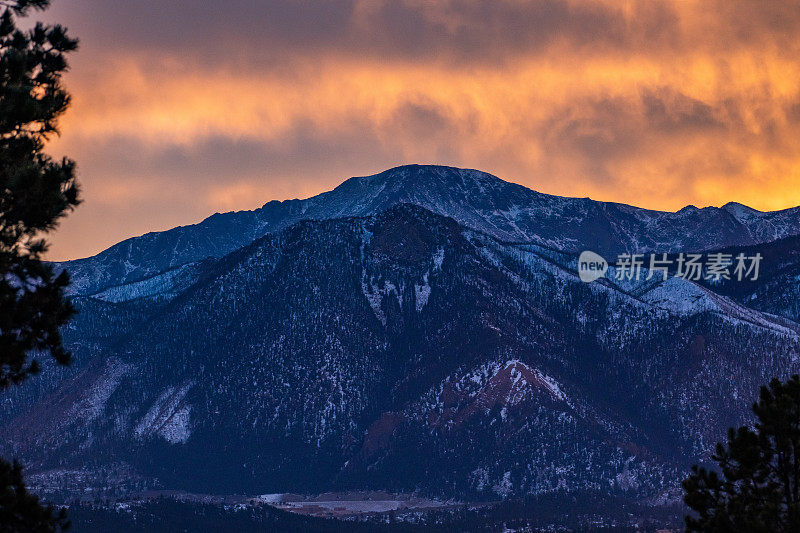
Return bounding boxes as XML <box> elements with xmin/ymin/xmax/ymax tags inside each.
<box><xmin>41</xmin><ymin>0</ymin><xmax>800</xmax><ymax>259</ymax></box>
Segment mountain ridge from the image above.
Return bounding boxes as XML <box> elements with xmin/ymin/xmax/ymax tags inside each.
<box><xmin>7</xmin><ymin>203</ymin><xmax>800</xmax><ymax>510</ymax></box>
<box><xmin>56</xmin><ymin>164</ymin><xmax>800</xmax><ymax>297</ymax></box>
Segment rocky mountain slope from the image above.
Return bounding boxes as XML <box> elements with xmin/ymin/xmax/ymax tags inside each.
<box><xmin>6</xmin><ymin>205</ymin><xmax>800</xmax><ymax>512</ymax></box>
<box><xmin>55</xmin><ymin>165</ymin><xmax>800</xmax><ymax>296</ymax></box>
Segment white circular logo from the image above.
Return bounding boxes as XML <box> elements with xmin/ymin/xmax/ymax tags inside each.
<box><xmin>578</xmin><ymin>251</ymin><xmax>608</xmax><ymax>283</ymax></box>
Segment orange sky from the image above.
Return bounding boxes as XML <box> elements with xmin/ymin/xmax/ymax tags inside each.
<box><xmin>34</xmin><ymin>0</ymin><xmax>800</xmax><ymax>260</ymax></box>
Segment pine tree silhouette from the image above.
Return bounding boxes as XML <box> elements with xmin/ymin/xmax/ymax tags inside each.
<box><xmin>0</xmin><ymin>0</ymin><xmax>78</xmax><ymax>530</ymax></box>
<box><xmin>684</xmin><ymin>375</ymin><xmax>800</xmax><ymax>532</ymax></box>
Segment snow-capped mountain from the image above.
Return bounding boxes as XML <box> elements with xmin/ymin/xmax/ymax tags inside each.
<box><xmin>6</xmin><ymin>204</ymin><xmax>800</xmax><ymax>514</ymax></box>
<box><xmin>55</xmin><ymin>165</ymin><xmax>800</xmax><ymax>296</ymax></box>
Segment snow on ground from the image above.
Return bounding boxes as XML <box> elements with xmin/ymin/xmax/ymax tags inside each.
<box><xmin>157</xmin><ymin>405</ymin><xmax>191</xmax><ymax>444</ymax></box>
<box><xmin>431</xmin><ymin>359</ymin><xmax>568</xmax><ymax>412</ymax></box>
<box><xmin>642</xmin><ymin>277</ymin><xmax>799</xmax><ymax>335</ymax></box>
<box><xmin>269</xmin><ymin>494</ymin><xmax>449</xmax><ymax>517</ymax></box>
<box><xmin>91</xmin><ymin>263</ymin><xmax>196</xmax><ymax>303</ymax></box>
<box><xmin>414</xmin><ymin>272</ymin><xmax>431</xmax><ymax>311</ymax></box>
<box><xmin>69</xmin><ymin>359</ymin><xmax>132</xmax><ymax>422</ymax></box>
<box><xmin>361</xmin><ymin>278</ymin><xmax>387</xmax><ymax>325</ymax></box>
<box><xmin>641</xmin><ymin>277</ymin><xmax>717</xmax><ymax>315</ymax></box>
<box><xmin>134</xmin><ymin>382</ymin><xmax>193</xmax><ymax>443</ymax></box>
<box><xmin>254</xmin><ymin>494</ymin><xmax>284</xmax><ymax>503</ymax></box>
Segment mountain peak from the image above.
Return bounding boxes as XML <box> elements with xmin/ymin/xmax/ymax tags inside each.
<box><xmin>722</xmin><ymin>201</ymin><xmax>761</xmax><ymax>213</ymax></box>
<box><xmin>342</xmin><ymin>164</ymin><xmax>507</xmax><ymax>191</ymax></box>
<box><xmin>374</xmin><ymin>163</ymin><xmax>492</xmax><ymax>176</ymax></box>
<box><xmin>56</xmin><ymin>164</ymin><xmax>800</xmax><ymax>297</ymax></box>
<box><xmin>722</xmin><ymin>201</ymin><xmax>763</xmax><ymax>222</ymax></box>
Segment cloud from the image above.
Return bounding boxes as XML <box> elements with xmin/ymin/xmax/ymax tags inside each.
<box><xmin>45</xmin><ymin>0</ymin><xmax>638</xmax><ymax>66</ymax></box>
<box><xmin>640</xmin><ymin>88</ymin><xmax>725</xmax><ymax>134</ymax></box>
<box><xmin>35</xmin><ymin>0</ymin><xmax>800</xmax><ymax>259</ymax></box>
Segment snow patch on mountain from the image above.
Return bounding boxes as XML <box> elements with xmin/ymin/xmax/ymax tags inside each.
<box><xmin>361</xmin><ymin>279</ymin><xmax>386</xmax><ymax>325</ymax></box>
<box><xmin>425</xmin><ymin>360</ymin><xmax>568</xmax><ymax>427</ymax></box>
<box><xmin>493</xmin><ymin>471</ymin><xmax>513</xmax><ymax>498</ymax></box>
<box><xmin>69</xmin><ymin>359</ymin><xmax>132</xmax><ymax>422</ymax></box>
<box><xmin>158</xmin><ymin>405</ymin><xmax>191</xmax><ymax>444</ymax></box>
<box><xmin>641</xmin><ymin>278</ymin><xmax>717</xmax><ymax>315</ymax></box>
<box><xmin>432</xmin><ymin>246</ymin><xmax>445</xmax><ymax>271</ymax></box>
<box><xmin>361</xmin><ymin>278</ymin><xmax>402</xmax><ymax>325</ymax></box>
<box><xmin>414</xmin><ymin>272</ymin><xmax>431</xmax><ymax>312</ymax></box>
<box><xmin>413</xmin><ymin>247</ymin><xmax>445</xmax><ymax>312</ymax></box>
<box><xmin>723</xmin><ymin>201</ymin><xmax>762</xmax><ymax>223</ymax></box>
<box><xmin>504</xmin><ymin>360</ymin><xmax>566</xmax><ymax>402</ymax></box>
<box><xmin>134</xmin><ymin>382</ymin><xmax>193</xmax><ymax>444</ymax></box>
<box><xmin>642</xmin><ymin>277</ymin><xmax>799</xmax><ymax>335</ymax></box>
<box><xmin>90</xmin><ymin>263</ymin><xmax>198</xmax><ymax>303</ymax></box>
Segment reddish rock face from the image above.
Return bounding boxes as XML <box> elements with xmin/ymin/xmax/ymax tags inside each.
<box><xmin>428</xmin><ymin>361</ymin><xmax>567</xmax><ymax>430</ymax></box>
<box><xmin>360</xmin><ymin>412</ymin><xmax>404</xmax><ymax>458</ymax></box>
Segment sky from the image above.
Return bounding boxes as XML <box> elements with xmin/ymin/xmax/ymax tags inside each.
<box><xmin>32</xmin><ymin>0</ymin><xmax>800</xmax><ymax>260</ymax></box>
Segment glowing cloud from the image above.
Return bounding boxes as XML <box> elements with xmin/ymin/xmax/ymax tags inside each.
<box><xmin>38</xmin><ymin>0</ymin><xmax>800</xmax><ymax>259</ymax></box>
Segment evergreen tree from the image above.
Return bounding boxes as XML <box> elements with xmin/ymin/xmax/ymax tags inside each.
<box><xmin>0</xmin><ymin>0</ymin><xmax>78</xmax><ymax>387</ymax></box>
<box><xmin>683</xmin><ymin>375</ymin><xmax>800</xmax><ymax>532</ymax></box>
<box><xmin>0</xmin><ymin>0</ymin><xmax>78</xmax><ymax>530</ymax></box>
<box><xmin>0</xmin><ymin>460</ymin><xmax>68</xmax><ymax>532</ymax></box>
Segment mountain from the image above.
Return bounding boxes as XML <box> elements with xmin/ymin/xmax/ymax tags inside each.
<box><xmin>55</xmin><ymin>165</ymin><xmax>800</xmax><ymax>296</ymax></box>
<box><xmin>693</xmin><ymin>234</ymin><xmax>800</xmax><ymax>324</ymax></box>
<box><xmin>6</xmin><ymin>205</ymin><xmax>800</xmax><ymax>515</ymax></box>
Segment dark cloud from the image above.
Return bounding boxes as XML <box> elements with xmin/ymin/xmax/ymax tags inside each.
<box><xmin>66</xmin><ymin>119</ymin><xmax>399</xmax><ymax>187</ymax></box>
<box><xmin>641</xmin><ymin>88</ymin><xmax>725</xmax><ymax>134</ymax></box>
<box><xmin>46</xmin><ymin>0</ymin><xmax>800</xmax><ymax>69</ymax></box>
<box><xmin>786</xmin><ymin>98</ymin><xmax>800</xmax><ymax>124</ymax></box>
<box><xmin>389</xmin><ymin>99</ymin><xmax>453</xmax><ymax>138</ymax></box>
<box><xmin>38</xmin><ymin>0</ymin><xmax>800</xmax><ymax>259</ymax></box>
<box><xmin>540</xmin><ymin>96</ymin><xmax>642</xmax><ymax>169</ymax></box>
<box><xmin>359</xmin><ymin>0</ymin><xmax>633</xmax><ymax>64</ymax></box>
<box><xmin>49</xmin><ymin>1</ymin><xmax>356</xmax><ymax>50</ymax></box>
<box><xmin>43</xmin><ymin>0</ymin><xmax>692</xmax><ymax>68</ymax></box>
